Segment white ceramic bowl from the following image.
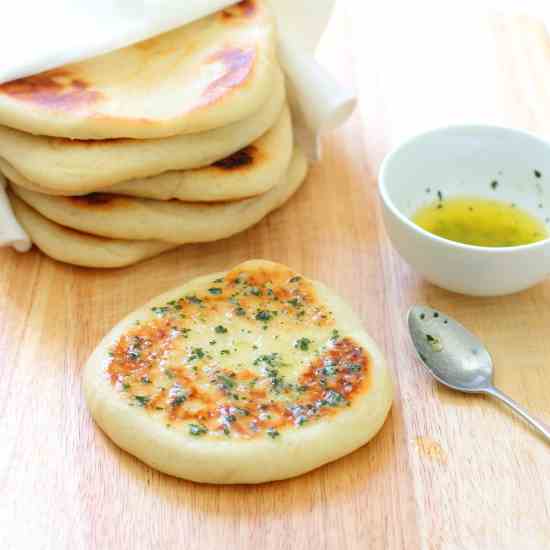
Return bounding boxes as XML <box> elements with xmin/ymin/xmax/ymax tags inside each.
<box><xmin>379</xmin><ymin>125</ymin><xmax>550</xmax><ymax>296</ymax></box>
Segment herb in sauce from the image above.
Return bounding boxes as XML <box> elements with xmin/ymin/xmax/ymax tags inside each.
<box><xmin>412</xmin><ymin>196</ymin><xmax>548</xmax><ymax>247</ymax></box>
<box><xmin>208</xmin><ymin>288</ymin><xmax>223</xmax><ymax>295</ymax></box>
<box><xmin>215</xmin><ymin>325</ymin><xmax>228</xmax><ymax>334</ymax></box>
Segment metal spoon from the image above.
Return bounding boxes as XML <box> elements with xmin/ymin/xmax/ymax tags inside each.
<box><xmin>408</xmin><ymin>305</ymin><xmax>550</xmax><ymax>443</ymax></box>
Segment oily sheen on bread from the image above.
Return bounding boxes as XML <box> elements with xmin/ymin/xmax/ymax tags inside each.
<box><xmin>8</xmin><ymin>192</ymin><xmax>178</xmax><ymax>268</ymax></box>
<box><xmin>10</xmin><ymin>146</ymin><xmax>307</xmax><ymax>244</ymax></box>
<box><xmin>83</xmin><ymin>260</ymin><xmax>394</xmax><ymax>484</ymax></box>
<box><xmin>0</xmin><ymin>0</ymin><xmax>276</xmax><ymax>139</ymax></box>
<box><xmin>0</xmin><ymin>70</ymin><xmax>285</xmax><ymax>194</ymax></box>
<box><xmin>0</xmin><ymin>105</ymin><xmax>293</xmax><ymax>202</ymax></box>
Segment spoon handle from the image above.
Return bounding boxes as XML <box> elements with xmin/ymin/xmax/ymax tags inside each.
<box><xmin>486</xmin><ymin>387</ymin><xmax>550</xmax><ymax>443</ymax></box>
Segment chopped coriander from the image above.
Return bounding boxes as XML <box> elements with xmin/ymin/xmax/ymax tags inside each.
<box><xmin>215</xmin><ymin>325</ymin><xmax>228</xmax><ymax>334</ymax></box>
<box><xmin>127</xmin><ymin>349</ymin><xmax>141</xmax><ymax>361</ymax></box>
<box><xmin>253</xmin><ymin>353</ymin><xmax>280</xmax><ymax>367</ymax></box>
<box><xmin>220</xmin><ymin>349</ymin><xmax>230</xmax><ymax>356</ymax></box>
<box><xmin>208</xmin><ymin>288</ymin><xmax>223</xmax><ymax>295</ymax></box>
<box><xmin>135</xmin><ymin>395</ymin><xmax>150</xmax><ymax>406</ymax></box>
<box><xmin>346</xmin><ymin>363</ymin><xmax>362</xmax><ymax>374</ymax></box>
<box><xmin>151</xmin><ymin>306</ymin><xmax>169</xmax><ymax>316</ymax></box>
<box><xmin>171</xmin><ymin>394</ymin><xmax>187</xmax><ymax>407</ymax></box>
<box><xmin>255</xmin><ymin>310</ymin><xmax>272</xmax><ymax>322</ymax></box>
<box><xmin>189</xmin><ymin>424</ymin><xmax>208</xmax><ymax>436</ymax></box>
<box><xmin>295</xmin><ymin>337</ymin><xmax>312</xmax><ymax>351</ymax></box>
<box><xmin>186</xmin><ymin>295</ymin><xmax>202</xmax><ymax>305</ymax></box>
<box><xmin>189</xmin><ymin>347</ymin><xmax>205</xmax><ymax>361</ymax></box>
<box><xmin>320</xmin><ymin>365</ymin><xmax>337</xmax><ymax>376</ymax></box>
<box><xmin>267</xmin><ymin>428</ymin><xmax>280</xmax><ymax>439</ymax></box>
<box><xmin>323</xmin><ymin>390</ymin><xmax>346</xmax><ymax>407</ymax></box>
<box><xmin>217</xmin><ymin>374</ymin><xmax>235</xmax><ymax>390</ymax></box>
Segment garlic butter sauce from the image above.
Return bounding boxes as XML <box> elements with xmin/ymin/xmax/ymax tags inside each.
<box><xmin>412</xmin><ymin>196</ymin><xmax>548</xmax><ymax>247</ymax></box>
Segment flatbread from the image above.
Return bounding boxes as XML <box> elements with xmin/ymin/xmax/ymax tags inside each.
<box><xmin>0</xmin><ymin>105</ymin><xmax>293</xmax><ymax>202</ymax></box>
<box><xmin>83</xmin><ymin>259</ymin><xmax>394</xmax><ymax>484</ymax></box>
<box><xmin>0</xmin><ymin>0</ymin><xmax>276</xmax><ymax>139</ymax></box>
<box><xmin>0</xmin><ymin>70</ymin><xmax>285</xmax><ymax>194</ymax></box>
<box><xmin>8</xmin><ymin>192</ymin><xmax>177</xmax><ymax>268</ymax></box>
<box><xmin>11</xmin><ymin>146</ymin><xmax>308</xmax><ymax>244</ymax></box>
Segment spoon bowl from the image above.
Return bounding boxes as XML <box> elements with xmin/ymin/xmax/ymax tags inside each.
<box><xmin>408</xmin><ymin>305</ymin><xmax>493</xmax><ymax>393</ymax></box>
<box><xmin>407</xmin><ymin>305</ymin><xmax>550</xmax><ymax>443</ymax></box>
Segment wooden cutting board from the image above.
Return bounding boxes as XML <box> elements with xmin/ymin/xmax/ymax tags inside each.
<box><xmin>1</xmin><ymin>5</ymin><xmax>549</xmax><ymax>549</ymax></box>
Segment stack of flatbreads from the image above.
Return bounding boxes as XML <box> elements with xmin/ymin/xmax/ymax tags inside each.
<box><xmin>0</xmin><ymin>0</ymin><xmax>308</xmax><ymax>268</ymax></box>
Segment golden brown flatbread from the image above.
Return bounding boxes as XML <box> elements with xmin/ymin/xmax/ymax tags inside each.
<box><xmin>10</xmin><ymin>146</ymin><xmax>308</xmax><ymax>244</ymax></box>
<box><xmin>0</xmin><ymin>0</ymin><xmax>277</xmax><ymax>139</ymax></box>
<box><xmin>83</xmin><ymin>260</ymin><xmax>394</xmax><ymax>483</ymax></box>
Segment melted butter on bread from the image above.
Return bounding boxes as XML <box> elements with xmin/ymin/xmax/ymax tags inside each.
<box><xmin>106</xmin><ymin>263</ymin><xmax>371</xmax><ymax>439</ymax></box>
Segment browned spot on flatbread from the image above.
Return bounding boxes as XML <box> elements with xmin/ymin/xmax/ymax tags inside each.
<box><xmin>0</xmin><ymin>69</ymin><xmax>101</xmax><ymax>111</ymax></box>
<box><xmin>69</xmin><ymin>193</ymin><xmax>116</xmax><ymax>207</ymax></box>
<box><xmin>200</xmin><ymin>47</ymin><xmax>256</xmax><ymax>108</ymax></box>
<box><xmin>222</xmin><ymin>0</ymin><xmax>257</xmax><ymax>19</ymax></box>
<box><xmin>213</xmin><ymin>146</ymin><xmax>257</xmax><ymax>170</ymax></box>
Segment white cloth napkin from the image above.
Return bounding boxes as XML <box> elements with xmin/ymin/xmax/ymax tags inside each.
<box><xmin>0</xmin><ymin>175</ymin><xmax>31</xmax><ymax>252</ymax></box>
<box><xmin>0</xmin><ymin>0</ymin><xmax>356</xmax><ymax>252</ymax></box>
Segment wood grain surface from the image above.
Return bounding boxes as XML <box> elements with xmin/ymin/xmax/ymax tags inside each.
<box><xmin>1</xmin><ymin>4</ymin><xmax>549</xmax><ymax>550</ymax></box>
